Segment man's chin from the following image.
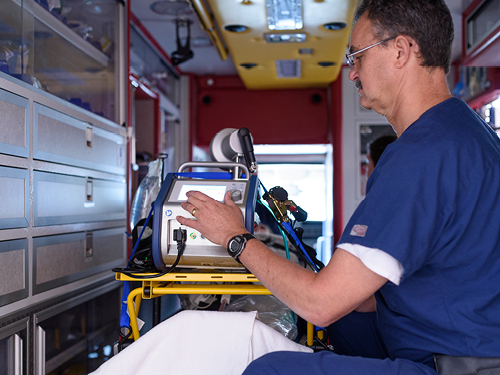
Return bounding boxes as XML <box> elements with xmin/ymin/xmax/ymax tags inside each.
<box><xmin>359</xmin><ymin>96</ymin><xmax>372</xmax><ymax>110</ymax></box>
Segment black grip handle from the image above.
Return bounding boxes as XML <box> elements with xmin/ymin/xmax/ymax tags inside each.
<box><xmin>238</xmin><ymin>127</ymin><xmax>257</xmax><ymax>173</ymax></box>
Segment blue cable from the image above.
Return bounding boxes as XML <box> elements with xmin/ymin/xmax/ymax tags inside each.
<box><xmin>282</xmin><ymin>221</ymin><xmax>320</xmax><ymax>272</ymax></box>
<box><xmin>259</xmin><ymin>180</ymin><xmax>320</xmax><ymax>272</ymax></box>
<box><xmin>130</xmin><ymin>206</ymin><xmax>154</xmax><ymax>259</ymax></box>
<box><xmin>120</xmin><ymin>205</ymin><xmax>155</xmax><ymax>330</ymax></box>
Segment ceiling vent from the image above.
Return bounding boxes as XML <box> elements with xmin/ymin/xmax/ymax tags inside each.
<box><xmin>276</xmin><ymin>59</ymin><xmax>301</xmax><ymax>78</ymax></box>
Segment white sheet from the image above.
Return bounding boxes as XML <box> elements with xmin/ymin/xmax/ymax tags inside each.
<box><xmin>90</xmin><ymin>310</ymin><xmax>312</xmax><ymax>375</ymax></box>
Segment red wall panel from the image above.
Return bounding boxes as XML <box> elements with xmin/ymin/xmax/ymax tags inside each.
<box><xmin>195</xmin><ymin>76</ymin><xmax>330</xmax><ymax>146</ymax></box>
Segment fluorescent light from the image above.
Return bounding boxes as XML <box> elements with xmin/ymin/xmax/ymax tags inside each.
<box><xmin>264</xmin><ymin>33</ymin><xmax>306</xmax><ymax>43</ymax></box>
<box><xmin>254</xmin><ymin>144</ymin><xmax>329</xmax><ymax>154</ymax></box>
<box><xmin>266</xmin><ymin>0</ymin><xmax>303</xmax><ymax>31</ymax></box>
<box><xmin>492</xmin><ymin>97</ymin><xmax>500</xmax><ymax>110</ymax></box>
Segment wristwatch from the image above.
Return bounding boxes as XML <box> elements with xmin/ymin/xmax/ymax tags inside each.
<box><xmin>227</xmin><ymin>233</ymin><xmax>255</xmax><ymax>262</ymax></box>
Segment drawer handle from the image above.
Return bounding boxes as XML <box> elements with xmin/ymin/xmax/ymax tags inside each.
<box><xmin>86</xmin><ymin>179</ymin><xmax>93</xmax><ymax>202</ymax></box>
<box><xmin>85</xmin><ymin>232</ymin><xmax>93</xmax><ymax>258</ymax></box>
<box><xmin>85</xmin><ymin>125</ymin><xmax>93</xmax><ymax>149</ymax></box>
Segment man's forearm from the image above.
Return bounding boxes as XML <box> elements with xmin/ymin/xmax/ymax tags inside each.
<box><xmin>239</xmin><ymin>243</ymin><xmax>386</xmax><ymax>327</ymax></box>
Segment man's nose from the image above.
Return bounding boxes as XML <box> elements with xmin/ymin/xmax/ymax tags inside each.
<box><xmin>348</xmin><ymin>67</ymin><xmax>358</xmax><ymax>82</ymax></box>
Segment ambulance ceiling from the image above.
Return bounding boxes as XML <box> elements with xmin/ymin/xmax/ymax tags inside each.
<box><xmin>189</xmin><ymin>0</ymin><xmax>358</xmax><ymax>89</ymax></box>
<box><xmin>131</xmin><ymin>0</ymin><xmax>465</xmax><ymax>90</ymax></box>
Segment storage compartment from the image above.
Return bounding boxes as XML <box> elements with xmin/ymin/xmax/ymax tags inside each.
<box><xmin>0</xmin><ymin>317</ymin><xmax>29</xmax><ymax>375</ymax></box>
<box><xmin>33</xmin><ymin>171</ymin><xmax>126</xmax><ymax>226</ymax></box>
<box><xmin>0</xmin><ymin>239</ymin><xmax>28</xmax><ymax>307</ymax></box>
<box><xmin>463</xmin><ymin>0</ymin><xmax>500</xmax><ymax>65</ymax></box>
<box><xmin>0</xmin><ymin>166</ymin><xmax>29</xmax><ymax>229</ymax></box>
<box><xmin>0</xmin><ymin>88</ymin><xmax>29</xmax><ymax>158</ymax></box>
<box><xmin>33</xmin><ymin>227</ymin><xmax>125</xmax><ymax>294</ymax></box>
<box><xmin>0</xmin><ymin>0</ymin><xmax>123</xmax><ymax>122</ymax></box>
<box><xmin>34</xmin><ymin>103</ymin><xmax>125</xmax><ymax>175</ymax></box>
<box><xmin>35</xmin><ymin>287</ymin><xmax>120</xmax><ymax>375</ymax></box>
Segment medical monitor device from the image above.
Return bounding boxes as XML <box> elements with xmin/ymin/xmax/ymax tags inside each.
<box><xmin>152</xmin><ymin>162</ymin><xmax>258</xmax><ymax>271</ymax></box>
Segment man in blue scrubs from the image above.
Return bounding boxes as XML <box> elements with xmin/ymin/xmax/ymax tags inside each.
<box><xmin>177</xmin><ymin>0</ymin><xmax>500</xmax><ymax>373</ymax></box>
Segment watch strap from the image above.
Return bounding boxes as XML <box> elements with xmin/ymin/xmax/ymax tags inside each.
<box><xmin>227</xmin><ymin>233</ymin><xmax>255</xmax><ymax>261</ymax></box>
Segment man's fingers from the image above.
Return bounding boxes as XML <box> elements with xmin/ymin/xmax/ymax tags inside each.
<box><xmin>185</xmin><ymin>190</ymin><xmax>212</xmax><ymax>202</ymax></box>
<box><xmin>224</xmin><ymin>191</ymin><xmax>235</xmax><ymax>205</ymax></box>
<box><xmin>176</xmin><ymin>215</ymin><xmax>198</xmax><ymax>230</ymax></box>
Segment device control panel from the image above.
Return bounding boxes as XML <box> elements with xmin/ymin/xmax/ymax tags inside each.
<box><xmin>154</xmin><ymin>176</ymin><xmax>257</xmax><ymax>270</ymax></box>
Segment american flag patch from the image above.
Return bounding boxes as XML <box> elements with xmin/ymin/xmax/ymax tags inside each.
<box><xmin>350</xmin><ymin>224</ymin><xmax>368</xmax><ymax>237</ymax></box>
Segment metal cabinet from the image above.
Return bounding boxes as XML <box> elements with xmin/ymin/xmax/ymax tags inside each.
<box><xmin>0</xmin><ymin>0</ymin><xmax>125</xmax><ymax>123</ymax></box>
<box><xmin>0</xmin><ymin>75</ymin><xmax>127</xmax><ymax>305</ymax></box>
<box><xmin>34</xmin><ymin>104</ymin><xmax>126</xmax><ymax>175</ymax></box>
<box><xmin>0</xmin><ymin>0</ymin><xmax>127</xmax><ymax>365</ymax></box>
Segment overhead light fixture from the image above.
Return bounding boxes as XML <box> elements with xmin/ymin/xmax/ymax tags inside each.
<box><xmin>240</xmin><ymin>63</ymin><xmax>258</xmax><ymax>69</ymax></box>
<box><xmin>323</xmin><ymin>22</ymin><xmax>347</xmax><ymax>30</ymax></box>
<box><xmin>276</xmin><ymin>59</ymin><xmax>301</xmax><ymax>78</ymax></box>
<box><xmin>318</xmin><ymin>61</ymin><xmax>335</xmax><ymax>67</ymax></box>
<box><xmin>224</xmin><ymin>25</ymin><xmax>248</xmax><ymax>33</ymax></box>
<box><xmin>264</xmin><ymin>33</ymin><xmax>306</xmax><ymax>43</ymax></box>
<box><xmin>266</xmin><ymin>0</ymin><xmax>303</xmax><ymax>31</ymax></box>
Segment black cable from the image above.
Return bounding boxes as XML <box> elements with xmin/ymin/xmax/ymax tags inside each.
<box><xmin>313</xmin><ymin>330</ymin><xmax>334</xmax><ymax>352</ymax></box>
<box><xmin>112</xmin><ymin>228</ymin><xmax>187</xmax><ymax>279</ymax></box>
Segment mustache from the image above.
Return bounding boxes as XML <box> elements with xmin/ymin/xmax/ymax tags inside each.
<box><xmin>355</xmin><ymin>79</ymin><xmax>363</xmax><ymax>90</ymax></box>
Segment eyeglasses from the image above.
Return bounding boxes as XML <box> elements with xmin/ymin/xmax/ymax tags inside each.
<box><xmin>346</xmin><ymin>36</ymin><xmax>396</xmax><ymax>69</ymax></box>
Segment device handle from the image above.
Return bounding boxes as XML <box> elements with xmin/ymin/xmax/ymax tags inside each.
<box><xmin>177</xmin><ymin>161</ymin><xmax>250</xmax><ymax>180</ymax></box>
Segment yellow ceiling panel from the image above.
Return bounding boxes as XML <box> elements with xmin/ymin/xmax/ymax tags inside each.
<box><xmin>193</xmin><ymin>0</ymin><xmax>359</xmax><ymax>89</ymax></box>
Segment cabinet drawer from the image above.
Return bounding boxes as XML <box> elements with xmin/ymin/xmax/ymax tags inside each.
<box><xmin>33</xmin><ymin>227</ymin><xmax>126</xmax><ymax>294</ymax></box>
<box><xmin>34</xmin><ymin>103</ymin><xmax>125</xmax><ymax>175</ymax></box>
<box><xmin>0</xmin><ymin>239</ymin><xmax>28</xmax><ymax>307</ymax></box>
<box><xmin>34</xmin><ymin>171</ymin><xmax>126</xmax><ymax>226</ymax></box>
<box><xmin>0</xmin><ymin>166</ymin><xmax>29</xmax><ymax>229</ymax></box>
<box><xmin>0</xmin><ymin>88</ymin><xmax>29</xmax><ymax>158</ymax></box>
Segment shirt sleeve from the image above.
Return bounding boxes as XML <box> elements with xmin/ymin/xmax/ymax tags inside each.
<box><xmin>337</xmin><ymin>243</ymin><xmax>404</xmax><ymax>285</ymax></box>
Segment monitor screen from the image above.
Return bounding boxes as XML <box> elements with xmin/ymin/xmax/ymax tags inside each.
<box><xmin>177</xmin><ymin>184</ymin><xmax>227</xmax><ymax>202</ymax></box>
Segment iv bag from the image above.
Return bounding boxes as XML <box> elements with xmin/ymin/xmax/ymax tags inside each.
<box><xmin>130</xmin><ymin>158</ymin><xmax>163</xmax><ymax>230</ymax></box>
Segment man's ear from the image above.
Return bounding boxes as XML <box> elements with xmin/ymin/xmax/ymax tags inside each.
<box><xmin>393</xmin><ymin>35</ymin><xmax>414</xmax><ymax>68</ymax></box>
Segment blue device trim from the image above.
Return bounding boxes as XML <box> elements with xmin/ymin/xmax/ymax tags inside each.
<box><xmin>175</xmin><ymin>172</ymin><xmax>235</xmax><ymax>179</ymax></box>
<box><xmin>152</xmin><ymin>173</ymin><xmax>176</xmax><ymax>271</ymax></box>
<box><xmin>246</xmin><ymin>175</ymin><xmax>259</xmax><ymax>234</ymax></box>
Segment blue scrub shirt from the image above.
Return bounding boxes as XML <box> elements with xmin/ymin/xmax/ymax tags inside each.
<box><xmin>339</xmin><ymin>97</ymin><xmax>500</xmax><ymax>364</ymax></box>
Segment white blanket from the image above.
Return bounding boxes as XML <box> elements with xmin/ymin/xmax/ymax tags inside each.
<box><xmin>91</xmin><ymin>310</ymin><xmax>312</xmax><ymax>375</ymax></box>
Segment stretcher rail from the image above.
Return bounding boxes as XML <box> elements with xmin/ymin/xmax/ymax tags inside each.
<box><xmin>116</xmin><ymin>272</ymin><xmax>314</xmax><ymax>346</ymax></box>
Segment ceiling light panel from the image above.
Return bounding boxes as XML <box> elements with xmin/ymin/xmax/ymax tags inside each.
<box><xmin>206</xmin><ymin>0</ymin><xmax>359</xmax><ymax>89</ymax></box>
<box><xmin>266</xmin><ymin>0</ymin><xmax>303</xmax><ymax>30</ymax></box>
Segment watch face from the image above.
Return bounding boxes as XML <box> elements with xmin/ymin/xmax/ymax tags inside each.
<box><xmin>227</xmin><ymin>234</ymin><xmax>253</xmax><ymax>261</ymax></box>
<box><xmin>229</xmin><ymin>239</ymin><xmax>241</xmax><ymax>252</ymax></box>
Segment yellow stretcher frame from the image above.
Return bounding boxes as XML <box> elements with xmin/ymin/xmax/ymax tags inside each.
<box><xmin>115</xmin><ymin>272</ymin><xmax>315</xmax><ymax>345</ymax></box>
